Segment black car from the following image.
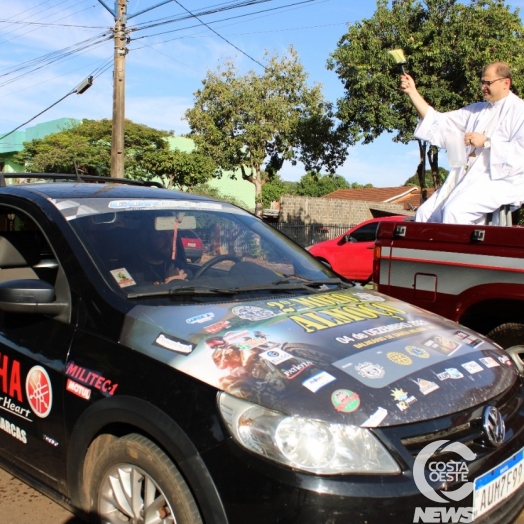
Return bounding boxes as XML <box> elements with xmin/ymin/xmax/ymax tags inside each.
<box><xmin>0</xmin><ymin>174</ymin><xmax>524</xmax><ymax>524</ymax></box>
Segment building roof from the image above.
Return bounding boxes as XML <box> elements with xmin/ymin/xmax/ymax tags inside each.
<box><xmin>323</xmin><ymin>186</ymin><xmax>436</xmax><ymax>211</ymax></box>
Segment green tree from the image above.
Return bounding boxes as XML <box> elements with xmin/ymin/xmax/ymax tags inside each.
<box><xmin>404</xmin><ymin>168</ymin><xmax>449</xmax><ymax>187</ymax></box>
<box><xmin>14</xmin><ymin>119</ymin><xmax>216</xmax><ymax>189</ymax></box>
<box><xmin>190</xmin><ymin>183</ymin><xmax>248</xmax><ymax>209</ymax></box>
<box><xmin>185</xmin><ymin>47</ymin><xmax>348</xmax><ymax>217</ymax></box>
<box><xmin>262</xmin><ymin>174</ymin><xmax>289</xmax><ymax>208</ymax></box>
<box><xmin>141</xmin><ymin>148</ymin><xmax>216</xmax><ymax>190</ymax></box>
<box><xmin>15</xmin><ymin>119</ymin><xmax>168</xmax><ymax>177</ymax></box>
<box><xmin>296</xmin><ymin>172</ymin><xmax>351</xmax><ymax>197</ymax></box>
<box><xmin>328</xmin><ymin>0</ymin><xmax>524</xmax><ymax>200</ymax></box>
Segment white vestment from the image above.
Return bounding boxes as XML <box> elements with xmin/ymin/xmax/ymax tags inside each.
<box><xmin>414</xmin><ymin>91</ymin><xmax>524</xmax><ymax>224</ymax></box>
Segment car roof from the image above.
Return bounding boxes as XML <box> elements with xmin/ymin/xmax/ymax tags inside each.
<box><xmin>1</xmin><ymin>180</ymin><xmax>213</xmax><ymax>203</ymax></box>
<box><xmin>351</xmin><ymin>215</ymin><xmax>408</xmax><ymax>227</ymax></box>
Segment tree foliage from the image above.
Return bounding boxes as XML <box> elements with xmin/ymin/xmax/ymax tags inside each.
<box><xmin>295</xmin><ymin>172</ymin><xmax>350</xmax><ymax>197</ymax></box>
<box><xmin>189</xmin><ymin>183</ymin><xmax>248</xmax><ymax>209</ymax></box>
<box><xmin>14</xmin><ymin>119</ymin><xmax>215</xmax><ymax>190</ymax></box>
<box><xmin>184</xmin><ymin>47</ymin><xmax>349</xmax><ymax>216</ymax></box>
<box><xmin>141</xmin><ymin>148</ymin><xmax>216</xmax><ymax>190</ymax></box>
<box><xmin>404</xmin><ymin>167</ymin><xmax>449</xmax><ymax>187</ymax></box>
<box><xmin>15</xmin><ymin>119</ymin><xmax>167</xmax><ymax>176</ymax></box>
<box><xmin>328</xmin><ymin>0</ymin><xmax>524</xmax><ymax>196</ymax></box>
<box><xmin>261</xmin><ymin>174</ymin><xmax>290</xmax><ymax>208</ymax></box>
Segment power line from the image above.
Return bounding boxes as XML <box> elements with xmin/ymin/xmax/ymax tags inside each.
<box><xmin>0</xmin><ymin>67</ymin><xmax>98</xmax><ymax>142</ymax></box>
<box><xmin>0</xmin><ymin>56</ymin><xmax>113</xmax><ymax>100</ymax></box>
<box><xmin>0</xmin><ymin>1</ymin><xmax>98</xmax><ymax>46</ymax></box>
<box><xmin>0</xmin><ymin>34</ymin><xmax>111</xmax><ymax>89</ymax></box>
<box><xmin>0</xmin><ymin>18</ymin><xmax>106</xmax><ymax>29</ymax></box>
<box><xmin>131</xmin><ymin>0</ymin><xmax>318</xmax><ymax>39</ymax></box>
<box><xmin>173</xmin><ymin>0</ymin><xmax>266</xmax><ymax>68</ymax></box>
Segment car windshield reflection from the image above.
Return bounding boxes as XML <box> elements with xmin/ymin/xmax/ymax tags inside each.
<box><xmin>68</xmin><ymin>200</ymin><xmax>337</xmax><ymax>299</ymax></box>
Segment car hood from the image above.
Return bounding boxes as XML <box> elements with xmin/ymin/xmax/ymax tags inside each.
<box><xmin>120</xmin><ymin>287</ymin><xmax>517</xmax><ymax>427</ymax></box>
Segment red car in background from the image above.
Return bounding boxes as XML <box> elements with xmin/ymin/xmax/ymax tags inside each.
<box><xmin>179</xmin><ymin>229</ymin><xmax>204</xmax><ymax>262</ymax></box>
<box><xmin>307</xmin><ymin>216</ymin><xmax>408</xmax><ymax>282</ymax></box>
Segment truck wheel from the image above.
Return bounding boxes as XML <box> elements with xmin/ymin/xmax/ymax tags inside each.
<box><xmin>86</xmin><ymin>433</ymin><xmax>202</xmax><ymax>524</ymax></box>
<box><xmin>486</xmin><ymin>323</ymin><xmax>524</xmax><ymax>349</ymax></box>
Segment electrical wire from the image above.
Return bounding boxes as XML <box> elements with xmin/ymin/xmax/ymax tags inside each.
<box><xmin>0</xmin><ymin>18</ymin><xmax>106</xmax><ymax>29</ymax></box>
<box><xmin>173</xmin><ymin>0</ymin><xmax>265</xmax><ymax>68</ymax></box>
<box><xmin>0</xmin><ymin>56</ymin><xmax>113</xmax><ymax>100</ymax></box>
<box><xmin>0</xmin><ymin>1</ymin><xmax>98</xmax><ymax>46</ymax></box>
<box><xmin>0</xmin><ymin>0</ymin><xmax>83</xmax><ymax>36</ymax></box>
<box><xmin>0</xmin><ymin>32</ymin><xmax>111</xmax><ymax>83</ymax></box>
<box><xmin>0</xmin><ymin>89</ymin><xmax>77</xmax><ymax>142</ymax></box>
<box><xmin>131</xmin><ymin>0</ymin><xmax>318</xmax><ymax>39</ymax></box>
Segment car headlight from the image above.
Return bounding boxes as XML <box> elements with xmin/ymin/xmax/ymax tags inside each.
<box><xmin>218</xmin><ymin>393</ymin><xmax>400</xmax><ymax>475</ymax></box>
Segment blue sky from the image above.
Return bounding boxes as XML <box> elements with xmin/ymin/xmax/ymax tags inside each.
<box><xmin>1</xmin><ymin>0</ymin><xmax>524</xmax><ymax>186</ymax></box>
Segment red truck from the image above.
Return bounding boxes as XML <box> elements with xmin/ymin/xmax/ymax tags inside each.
<box><xmin>373</xmin><ymin>218</ymin><xmax>524</xmax><ymax>350</ymax></box>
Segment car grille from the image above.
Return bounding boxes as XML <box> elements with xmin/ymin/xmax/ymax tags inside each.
<box><xmin>398</xmin><ymin>380</ymin><xmax>523</xmax><ymax>463</ymax></box>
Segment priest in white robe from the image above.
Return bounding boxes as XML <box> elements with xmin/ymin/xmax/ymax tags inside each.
<box><xmin>400</xmin><ymin>62</ymin><xmax>524</xmax><ymax>225</ymax></box>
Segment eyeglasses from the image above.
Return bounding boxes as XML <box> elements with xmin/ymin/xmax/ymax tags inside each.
<box><xmin>480</xmin><ymin>77</ymin><xmax>507</xmax><ymax>86</ymax></box>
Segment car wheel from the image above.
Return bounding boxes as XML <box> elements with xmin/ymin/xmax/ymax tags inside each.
<box><xmin>190</xmin><ymin>257</ymin><xmax>201</xmax><ymax>263</ymax></box>
<box><xmin>486</xmin><ymin>322</ymin><xmax>524</xmax><ymax>349</ymax></box>
<box><xmin>86</xmin><ymin>433</ymin><xmax>202</xmax><ymax>524</ymax></box>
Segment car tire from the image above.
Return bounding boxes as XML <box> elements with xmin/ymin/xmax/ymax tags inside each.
<box><xmin>86</xmin><ymin>433</ymin><xmax>202</xmax><ymax>524</ymax></box>
<box><xmin>190</xmin><ymin>257</ymin><xmax>201</xmax><ymax>263</ymax></box>
<box><xmin>486</xmin><ymin>322</ymin><xmax>524</xmax><ymax>349</ymax></box>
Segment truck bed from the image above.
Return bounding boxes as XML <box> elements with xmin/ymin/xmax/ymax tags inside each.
<box><xmin>374</xmin><ymin>220</ymin><xmax>524</xmax><ymax>347</ymax></box>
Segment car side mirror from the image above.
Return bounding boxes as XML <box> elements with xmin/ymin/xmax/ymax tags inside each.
<box><xmin>0</xmin><ymin>279</ymin><xmax>66</xmax><ymax>316</ymax></box>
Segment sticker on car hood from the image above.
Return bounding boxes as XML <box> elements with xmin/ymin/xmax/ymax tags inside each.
<box><xmin>120</xmin><ymin>288</ymin><xmax>516</xmax><ymax>427</ymax></box>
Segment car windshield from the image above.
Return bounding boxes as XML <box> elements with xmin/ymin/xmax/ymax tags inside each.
<box><xmin>63</xmin><ymin>197</ymin><xmax>340</xmax><ymax>300</ymax></box>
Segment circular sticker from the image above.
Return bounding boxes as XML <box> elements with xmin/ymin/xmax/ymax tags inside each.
<box><xmin>26</xmin><ymin>366</ymin><xmax>53</xmax><ymax>418</ymax></box>
<box><xmin>387</xmin><ymin>352</ymin><xmax>413</xmax><ymax>365</ymax></box>
<box><xmin>231</xmin><ymin>306</ymin><xmax>275</xmax><ymax>321</ymax></box>
<box><xmin>331</xmin><ymin>389</ymin><xmax>360</xmax><ymax>413</ymax></box>
<box><xmin>405</xmin><ymin>346</ymin><xmax>430</xmax><ymax>359</ymax></box>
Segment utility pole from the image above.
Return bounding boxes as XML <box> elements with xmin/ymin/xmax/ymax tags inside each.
<box><xmin>97</xmin><ymin>0</ymin><xmax>176</xmax><ymax>178</ymax></box>
<box><xmin>111</xmin><ymin>0</ymin><xmax>127</xmax><ymax>178</ymax></box>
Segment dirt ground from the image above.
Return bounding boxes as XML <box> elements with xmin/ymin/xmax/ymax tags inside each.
<box><xmin>2</xmin><ymin>464</ymin><xmax>524</xmax><ymax>524</ymax></box>
<box><xmin>0</xmin><ymin>467</ymin><xmax>81</xmax><ymax>524</ymax></box>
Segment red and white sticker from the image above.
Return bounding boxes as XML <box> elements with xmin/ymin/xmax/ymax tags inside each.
<box><xmin>26</xmin><ymin>366</ymin><xmax>53</xmax><ymax>418</ymax></box>
<box><xmin>66</xmin><ymin>378</ymin><xmax>91</xmax><ymax>400</ymax></box>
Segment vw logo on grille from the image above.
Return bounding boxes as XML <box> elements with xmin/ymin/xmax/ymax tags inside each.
<box><xmin>483</xmin><ymin>406</ymin><xmax>505</xmax><ymax>447</ymax></box>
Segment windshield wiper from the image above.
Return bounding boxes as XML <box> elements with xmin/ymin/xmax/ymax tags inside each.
<box><xmin>127</xmin><ymin>278</ymin><xmax>352</xmax><ymax>299</ymax></box>
<box><xmin>127</xmin><ymin>285</ymin><xmax>237</xmax><ymax>299</ymax></box>
<box><xmin>218</xmin><ymin>277</ymin><xmax>353</xmax><ymax>295</ymax></box>
<box><xmin>272</xmin><ymin>277</ymin><xmax>353</xmax><ymax>288</ymax></box>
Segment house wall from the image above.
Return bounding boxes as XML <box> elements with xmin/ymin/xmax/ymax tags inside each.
<box><xmin>0</xmin><ymin>118</ymin><xmax>78</xmax><ymax>173</ymax></box>
<box><xmin>280</xmin><ymin>195</ymin><xmax>412</xmax><ymax>224</ymax></box>
<box><xmin>168</xmin><ymin>136</ymin><xmax>255</xmax><ymax>211</ymax></box>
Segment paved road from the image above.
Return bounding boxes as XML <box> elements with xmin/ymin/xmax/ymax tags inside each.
<box><xmin>2</xmin><ymin>464</ymin><xmax>524</xmax><ymax>524</ymax></box>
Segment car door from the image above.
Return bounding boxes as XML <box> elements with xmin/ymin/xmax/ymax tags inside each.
<box><xmin>334</xmin><ymin>222</ymin><xmax>379</xmax><ymax>280</ymax></box>
<box><xmin>0</xmin><ymin>203</ymin><xmax>74</xmax><ymax>491</ymax></box>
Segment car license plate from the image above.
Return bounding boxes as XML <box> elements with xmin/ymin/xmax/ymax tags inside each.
<box><xmin>188</xmin><ymin>242</ymin><xmax>197</xmax><ymax>247</ymax></box>
<box><xmin>473</xmin><ymin>447</ymin><xmax>524</xmax><ymax>519</ymax></box>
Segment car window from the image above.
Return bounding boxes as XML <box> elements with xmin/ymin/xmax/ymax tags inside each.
<box><xmin>349</xmin><ymin>222</ymin><xmax>379</xmax><ymax>242</ymax></box>
<box><xmin>0</xmin><ymin>206</ymin><xmax>58</xmax><ymax>285</ymax></box>
<box><xmin>65</xmin><ymin>200</ymin><xmax>335</xmax><ymax>297</ymax></box>
<box><xmin>179</xmin><ymin>230</ymin><xmax>198</xmax><ymax>239</ymax></box>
